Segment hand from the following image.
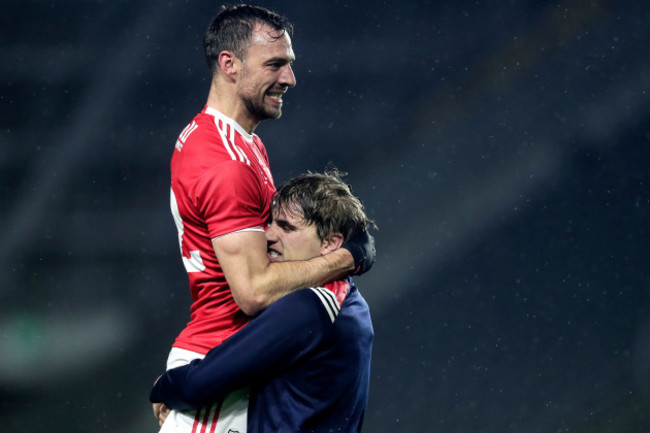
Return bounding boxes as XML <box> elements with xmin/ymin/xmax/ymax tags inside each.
<box><xmin>341</xmin><ymin>228</ymin><xmax>376</xmax><ymax>275</ymax></box>
<box><xmin>152</xmin><ymin>402</ymin><xmax>171</xmax><ymax>427</ymax></box>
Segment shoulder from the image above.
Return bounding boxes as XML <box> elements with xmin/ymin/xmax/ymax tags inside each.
<box><xmin>338</xmin><ymin>285</ymin><xmax>374</xmax><ymax>338</ymax></box>
<box><xmin>171</xmin><ymin>114</ymin><xmax>232</xmax><ymax>176</ymax></box>
<box><xmin>306</xmin><ymin>287</ymin><xmax>342</xmax><ymax>324</ymax></box>
<box><xmin>177</xmin><ymin>112</ymin><xmax>221</xmax><ymax>147</ymax></box>
<box><xmin>341</xmin><ymin>285</ymin><xmax>370</xmax><ymax>317</ymax></box>
<box><xmin>261</xmin><ymin>288</ymin><xmax>340</xmax><ymax>328</ymax></box>
<box><xmin>175</xmin><ymin>111</ymin><xmax>248</xmax><ymax>161</ymax></box>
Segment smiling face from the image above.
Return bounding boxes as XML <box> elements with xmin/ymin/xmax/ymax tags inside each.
<box><xmin>266</xmin><ymin>207</ymin><xmax>330</xmax><ymax>263</ymax></box>
<box><xmin>236</xmin><ymin>23</ymin><xmax>296</xmax><ymax>124</ymax></box>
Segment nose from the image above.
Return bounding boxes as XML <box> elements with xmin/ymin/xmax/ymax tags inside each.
<box><xmin>279</xmin><ymin>64</ymin><xmax>296</xmax><ymax>88</ymax></box>
<box><xmin>265</xmin><ymin>223</ymin><xmax>279</xmax><ymax>242</ymax></box>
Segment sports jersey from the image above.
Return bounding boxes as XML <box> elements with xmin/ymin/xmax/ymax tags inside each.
<box><xmin>150</xmin><ymin>278</ymin><xmax>374</xmax><ymax>433</ymax></box>
<box><xmin>170</xmin><ymin>106</ymin><xmax>275</xmax><ymax>354</ymax></box>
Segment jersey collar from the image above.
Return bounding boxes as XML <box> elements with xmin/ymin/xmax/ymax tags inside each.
<box><xmin>204</xmin><ymin>106</ymin><xmax>255</xmax><ymax>142</ymax></box>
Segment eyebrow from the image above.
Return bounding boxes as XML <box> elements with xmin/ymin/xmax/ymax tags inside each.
<box><xmin>264</xmin><ymin>56</ymin><xmax>295</xmax><ymax>65</ymax></box>
<box><xmin>275</xmin><ymin>218</ymin><xmax>297</xmax><ymax>230</ymax></box>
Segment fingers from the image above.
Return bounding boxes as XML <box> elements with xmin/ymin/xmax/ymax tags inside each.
<box><xmin>153</xmin><ymin>402</ymin><xmax>171</xmax><ymax>427</ymax></box>
<box><xmin>152</xmin><ymin>402</ymin><xmax>162</xmax><ymax>419</ymax></box>
<box><xmin>158</xmin><ymin>403</ymin><xmax>171</xmax><ymax>426</ymax></box>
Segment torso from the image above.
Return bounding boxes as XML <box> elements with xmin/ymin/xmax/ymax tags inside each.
<box><xmin>169</xmin><ymin>106</ymin><xmax>275</xmax><ymax>354</ymax></box>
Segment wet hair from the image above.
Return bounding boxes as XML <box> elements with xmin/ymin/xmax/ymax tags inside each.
<box><xmin>272</xmin><ymin>169</ymin><xmax>376</xmax><ymax>242</ymax></box>
<box><xmin>203</xmin><ymin>4</ymin><xmax>294</xmax><ymax>72</ymax></box>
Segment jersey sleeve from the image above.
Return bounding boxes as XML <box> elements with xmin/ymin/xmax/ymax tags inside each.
<box><xmin>149</xmin><ymin>288</ymin><xmax>339</xmax><ymax>411</ymax></box>
<box><xmin>194</xmin><ymin>161</ymin><xmax>266</xmax><ymax>239</ymax></box>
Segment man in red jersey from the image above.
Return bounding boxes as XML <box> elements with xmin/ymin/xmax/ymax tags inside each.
<box><xmin>155</xmin><ymin>5</ymin><xmax>375</xmax><ymax>432</ymax></box>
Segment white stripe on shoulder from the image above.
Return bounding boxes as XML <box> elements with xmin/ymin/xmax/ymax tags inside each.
<box><xmin>216</xmin><ymin>122</ymin><xmax>237</xmax><ymax>161</ymax></box>
<box><xmin>208</xmin><ymin>108</ymin><xmax>253</xmax><ymax>165</ymax></box>
<box><xmin>206</xmin><ymin>106</ymin><xmax>254</xmax><ymax>141</ymax></box>
<box><xmin>229</xmin><ymin>126</ymin><xmax>251</xmax><ymax>165</ymax></box>
<box><xmin>308</xmin><ymin>287</ymin><xmax>340</xmax><ymax>323</ymax></box>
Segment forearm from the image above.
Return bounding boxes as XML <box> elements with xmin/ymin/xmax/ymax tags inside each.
<box><xmin>251</xmin><ymin>249</ymin><xmax>353</xmax><ymax>308</ymax></box>
<box><xmin>215</xmin><ymin>232</ymin><xmax>354</xmax><ymax>315</ymax></box>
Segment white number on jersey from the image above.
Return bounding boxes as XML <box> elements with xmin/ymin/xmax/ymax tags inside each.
<box><xmin>170</xmin><ymin>188</ymin><xmax>206</xmax><ymax>273</ymax></box>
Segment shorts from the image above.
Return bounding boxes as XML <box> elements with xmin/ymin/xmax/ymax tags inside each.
<box><xmin>158</xmin><ymin>347</ymin><xmax>249</xmax><ymax>433</ymax></box>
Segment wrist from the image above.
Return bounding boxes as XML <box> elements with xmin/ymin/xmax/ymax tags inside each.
<box><xmin>336</xmin><ymin>247</ymin><xmax>355</xmax><ymax>270</ymax></box>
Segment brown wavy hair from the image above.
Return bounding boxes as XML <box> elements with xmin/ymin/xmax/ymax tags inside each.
<box><xmin>272</xmin><ymin>169</ymin><xmax>376</xmax><ymax>242</ymax></box>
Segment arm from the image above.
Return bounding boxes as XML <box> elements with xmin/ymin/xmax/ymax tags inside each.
<box><xmin>197</xmin><ymin>162</ymin><xmax>375</xmax><ymax>315</ymax></box>
<box><xmin>213</xmin><ymin>231</ymin><xmax>354</xmax><ymax>315</ymax></box>
<box><xmin>149</xmin><ymin>288</ymin><xmax>337</xmax><ymax>411</ymax></box>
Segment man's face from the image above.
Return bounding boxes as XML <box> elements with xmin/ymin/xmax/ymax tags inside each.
<box><xmin>237</xmin><ymin>23</ymin><xmax>296</xmax><ymax>123</ymax></box>
<box><xmin>266</xmin><ymin>207</ymin><xmax>326</xmax><ymax>262</ymax></box>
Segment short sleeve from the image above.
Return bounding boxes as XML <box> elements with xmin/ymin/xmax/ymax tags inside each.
<box><xmin>193</xmin><ymin>161</ymin><xmax>265</xmax><ymax>239</ymax></box>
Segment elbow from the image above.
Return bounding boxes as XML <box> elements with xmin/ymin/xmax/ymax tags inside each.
<box><xmin>232</xmin><ymin>289</ymin><xmax>269</xmax><ymax>316</ymax></box>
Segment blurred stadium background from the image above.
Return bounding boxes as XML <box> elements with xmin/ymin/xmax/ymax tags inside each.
<box><xmin>2</xmin><ymin>1</ymin><xmax>650</xmax><ymax>431</ymax></box>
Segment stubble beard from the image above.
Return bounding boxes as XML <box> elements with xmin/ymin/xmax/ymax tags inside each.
<box><xmin>242</xmin><ymin>93</ymin><xmax>282</xmax><ymax>123</ymax></box>
<box><xmin>238</xmin><ymin>69</ymin><xmax>282</xmax><ymax>123</ymax></box>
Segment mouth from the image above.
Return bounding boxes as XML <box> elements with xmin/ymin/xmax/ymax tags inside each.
<box><xmin>266</xmin><ymin>90</ymin><xmax>285</xmax><ymax>105</ymax></box>
<box><xmin>267</xmin><ymin>248</ymin><xmax>281</xmax><ymax>262</ymax></box>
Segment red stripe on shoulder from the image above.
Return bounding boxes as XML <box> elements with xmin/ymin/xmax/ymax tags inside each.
<box><xmin>322</xmin><ymin>280</ymin><xmax>350</xmax><ymax>307</ymax></box>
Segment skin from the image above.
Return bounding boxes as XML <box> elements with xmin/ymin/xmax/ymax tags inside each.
<box><xmin>266</xmin><ymin>207</ymin><xmax>343</xmax><ymax>263</ymax></box>
<box><xmin>235</xmin><ymin>27</ymin><xmax>297</xmax><ymax>128</ymax></box>
<box><xmin>207</xmin><ymin>23</ymin><xmax>297</xmax><ymax>134</ymax></box>
<box><xmin>154</xmin><ymin>206</ymin><xmax>344</xmax><ymax>426</ymax></box>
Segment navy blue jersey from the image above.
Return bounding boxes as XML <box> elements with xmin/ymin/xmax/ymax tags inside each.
<box><xmin>150</xmin><ymin>279</ymin><xmax>373</xmax><ymax>432</ymax></box>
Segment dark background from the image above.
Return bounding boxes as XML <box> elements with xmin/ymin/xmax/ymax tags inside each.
<box><xmin>2</xmin><ymin>1</ymin><xmax>650</xmax><ymax>431</ymax></box>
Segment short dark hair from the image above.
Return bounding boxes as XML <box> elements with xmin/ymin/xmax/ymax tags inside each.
<box><xmin>272</xmin><ymin>169</ymin><xmax>376</xmax><ymax>242</ymax></box>
<box><xmin>203</xmin><ymin>4</ymin><xmax>294</xmax><ymax>72</ymax></box>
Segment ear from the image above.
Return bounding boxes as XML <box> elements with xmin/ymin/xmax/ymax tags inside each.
<box><xmin>217</xmin><ymin>50</ymin><xmax>240</xmax><ymax>78</ymax></box>
<box><xmin>320</xmin><ymin>232</ymin><xmax>344</xmax><ymax>255</ymax></box>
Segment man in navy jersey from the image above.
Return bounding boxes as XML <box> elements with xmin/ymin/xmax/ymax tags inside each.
<box><xmin>151</xmin><ymin>170</ymin><xmax>375</xmax><ymax>432</ymax></box>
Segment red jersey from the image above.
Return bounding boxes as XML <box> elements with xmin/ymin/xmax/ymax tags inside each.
<box><xmin>170</xmin><ymin>106</ymin><xmax>275</xmax><ymax>354</ymax></box>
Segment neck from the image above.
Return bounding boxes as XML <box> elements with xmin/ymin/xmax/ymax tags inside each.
<box><xmin>206</xmin><ymin>81</ymin><xmax>258</xmax><ymax>134</ymax></box>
